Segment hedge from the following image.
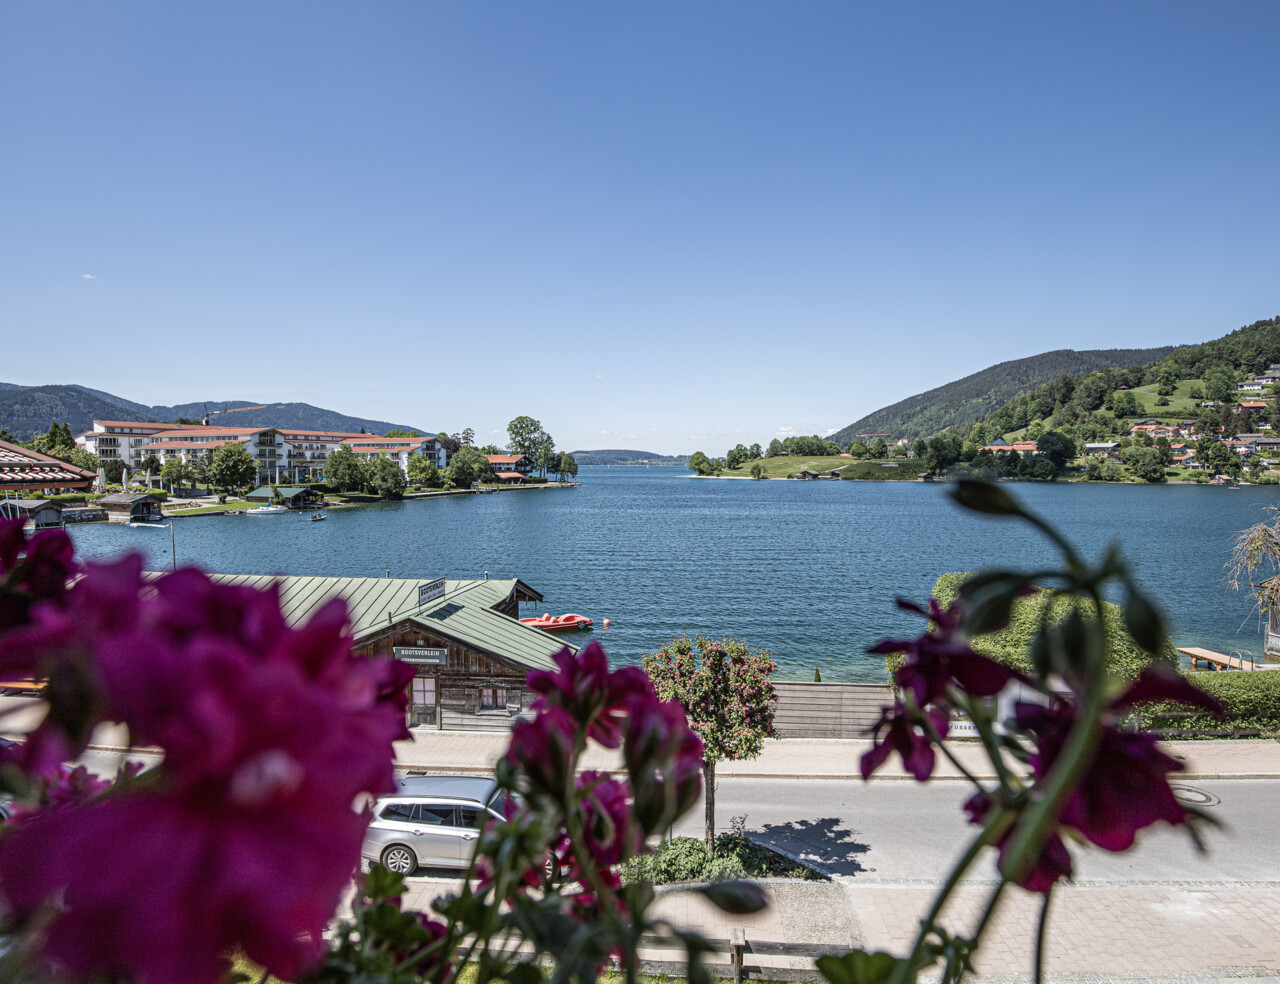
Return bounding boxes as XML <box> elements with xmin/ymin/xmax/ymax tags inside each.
<box><xmin>1135</xmin><ymin>670</ymin><xmax>1280</xmax><ymax>737</ymax></box>
<box><xmin>883</xmin><ymin>573</ymin><xmax>1175</xmax><ymax>683</ymax></box>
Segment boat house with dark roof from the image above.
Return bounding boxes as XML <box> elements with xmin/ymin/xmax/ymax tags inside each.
<box><xmin>153</xmin><ymin>573</ymin><xmax>569</xmax><ymax>730</ymax></box>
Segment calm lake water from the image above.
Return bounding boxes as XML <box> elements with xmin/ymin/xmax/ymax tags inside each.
<box><xmin>65</xmin><ymin>468</ymin><xmax>1280</xmax><ymax>682</ymax></box>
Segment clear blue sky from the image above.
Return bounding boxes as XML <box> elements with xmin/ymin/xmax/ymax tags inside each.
<box><xmin>3</xmin><ymin>3</ymin><xmax>1278</xmax><ymax>455</ymax></box>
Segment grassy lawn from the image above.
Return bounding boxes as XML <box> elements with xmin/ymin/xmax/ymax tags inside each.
<box><xmin>1115</xmin><ymin>379</ymin><xmax>1205</xmax><ymax>419</ymax></box>
<box><xmin>720</xmin><ymin>454</ymin><xmax>857</xmax><ymax>478</ymax></box>
<box><xmin>165</xmin><ymin>498</ymin><xmax>253</xmax><ymax>515</ymax></box>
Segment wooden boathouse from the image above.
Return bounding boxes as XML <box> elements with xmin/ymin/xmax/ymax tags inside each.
<box><xmin>166</xmin><ymin>573</ymin><xmax>567</xmax><ymax>729</ymax></box>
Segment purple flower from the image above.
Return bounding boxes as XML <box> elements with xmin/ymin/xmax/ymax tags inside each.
<box><xmin>527</xmin><ymin>642</ymin><xmax>652</xmax><ymax>748</ymax></box>
<box><xmin>860</xmin><ymin>703</ymin><xmax>948</xmax><ymax>782</ymax></box>
<box><xmin>869</xmin><ymin>598</ymin><xmax>1011</xmax><ymax>708</ymax></box>
<box><xmin>508</xmin><ymin>705</ymin><xmax>578</xmax><ymax>797</ymax></box>
<box><xmin>0</xmin><ymin>567</ymin><xmax>414</xmax><ymax>984</ymax></box>
<box><xmin>1016</xmin><ymin>667</ymin><xmax>1224</xmax><ymax>853</ymax></box>
<box><xmin>0</xmin><ymin>519</ymin><xmax>76</xmax><ymax>637</ymax></box>
<box><xmin>964</xmin><ymin>791</ymin><xmax>1073</xmax><ymax>893</ymax></box>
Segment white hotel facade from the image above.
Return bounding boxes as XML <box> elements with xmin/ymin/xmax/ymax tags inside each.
<box><xmin>77</xmin><ymin>421</ymin><xmax>448</xmax><ymax>485</ymax></box>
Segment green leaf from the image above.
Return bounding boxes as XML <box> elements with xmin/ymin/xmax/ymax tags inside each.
<box><xmin>362</xmin><ymin>863</ymin><xmax>406</xmax><ymax>901</ymax></box>
<box><xmin>816</xmin><ymin>950</ymin><xmax>905</xmax><ymax>984</ymax></box>
<box><xmin>961</xmin><ymin>577</ymin><xmax>1028</xmax><ymax>635</ymax></box>
<box><xmin>697</xmin><ymin>879</ymin><xmax>769</xmax><ymax>914</ymax></box>
<box><xmin>506</xmin><ymin>962</ymin><xmax>544</xmax><ymax>984</ymax></box>
<box><xmin>1124</xmin><ymin>583</ymin><xmax>1167</xmax><ymax>654</ymax></box>
<box><xmin>949</xmin><ymin>480</ymin><xmax>1023</xmax><ymax>517</ymax></box>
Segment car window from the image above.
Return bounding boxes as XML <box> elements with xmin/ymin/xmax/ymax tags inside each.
<box><xmin>458</xmin><ymin>807</ymin><xmax>486</xmax><ymax>829</ymax></box>
<box><xmin>417</xmin><ymin>805</ymin><xmax>457</xmax><ymax>826</ymax></box>
<box><xmin>380</xmin><ymin>803</ymin><xmax>416</xmax><ymax>822</ymax></box>
<box><xmin>487</xmin><ymin>790</ymin><xmax>508</xmax><ymax>817</ymax></box>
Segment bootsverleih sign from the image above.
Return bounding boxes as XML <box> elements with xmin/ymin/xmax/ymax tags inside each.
<box><xmin>394</xmin><ymin>647</ymin><xmax>447</xmax><ymax>665</ymax></box>
<box><xmin>418</xmin><ymin>577</ymin><xmax>446</xmax><ymax>607</ymax></box>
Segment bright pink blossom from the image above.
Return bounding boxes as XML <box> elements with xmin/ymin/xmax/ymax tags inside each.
<box><xmin>527</xmin><ymin>642</ymin><xmax>652</xmax><ymax>747</ymax></box>
<box><xmin>0</xmin><ymin>566</ymin><xmax>414</xmax><ymax>984</ymax></box>
<box><xmin>860</xmin><ymin>703</ymin><xmax>948</xmax><ymax>782</ymax></box>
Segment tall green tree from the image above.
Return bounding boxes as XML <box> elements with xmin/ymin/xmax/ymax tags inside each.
<box><xmin>533</xmin><ymin>430</ymin><xmax>557</xmax><ymax>478</ymax></box>
<box><xmin>766</xmin><ymin>439</ymin><xmax>783</xmax><ymax>458</ymax></box>
<box><xmin>507</xmin><ymin>416</ymin><xmax>544</xmax><ymax>459</ymax></box>
<box><xmin>207</xmin><ymin>443</ymin><xmax>257</xmax><ymax>493</ymax></box>
<box><xmin>161</xmin><ymin>458</ymin><xmax>194</xmax><ymax>490</ymax></box>
<box><xmin>366</xmin><ymin>455</ymin><xmax>407</xmax><ymax>498</ymax></box>
<box><xmin>325</xmin><ymin>444</ymin><xmax>365</xmax><ymax>492</ymax></box>
<box><xmin>459</xmin><ymin>427</ymin><xmax>475</xmax><ymax>447</ymax></box>
<box><xmin>445</xmin><ymin>446</ymin><xmax>493</xmax><ymax>488</ymax></box>
<box><xmin>140</xmin><ymin>454</ymin><xmax>162</xmax><ymax>476</ymax></box>
<box><xmin>687</xmin><ymin>451</ymin><xmax>711</xmax><ymax>475</ymax></box>
<box><xmin>644</xmin><ymin>637</ymin><xmax>777</xmax><ymax>850</ymax></box>
<box><xmin>556</xmin><ymin>452</ymin><xmax>578</xmax><ymax>482</ymax></box>
<box><xmin>406</xmin><ymin>453</ymin><xmax>442</xmax><ymax>488</ymax></box>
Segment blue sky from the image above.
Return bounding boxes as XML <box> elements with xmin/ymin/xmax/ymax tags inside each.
<box><xmin>3</xmin><ymin>3</ymin><xmax>1278</xmax><ymax>455</ymax></box>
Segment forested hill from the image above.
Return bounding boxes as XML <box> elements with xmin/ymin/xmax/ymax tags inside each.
<box><xmin>829</xmin><ymin>346</ymin><xmax>1178</xmax><ymax>446</ymax></box>
<box><xmin>972</xmin><ymin>315</ymin><xmax>1280</xmax><ymax>439</ymax></box>
<box><xmin>569</xmin><ymin>449</ymin><xmax>690</xmax><ymax>466</ymax></box>
<box><xmin>0</xmin><ymin>383</ymin><xmax>423</xmax><ymax>440</ymax></box>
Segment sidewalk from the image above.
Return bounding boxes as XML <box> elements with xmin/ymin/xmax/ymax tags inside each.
<box><xmin>391</xmin><ymin>730</ymin><xmax>1280</xmax><ymax>781</ymax></box>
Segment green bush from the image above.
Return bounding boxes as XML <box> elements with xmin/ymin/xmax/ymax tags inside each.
<box><xmin>1136</xmin><ymin>670</ymin><xmax>1280</xmax><ymax>737</ymax></box>
<box><xmin>703</xmin><ymin>855</ymin><xmax>747</xmax><ymax>882</ymax></box>
<box><xmin>654</xmin><ymin>837</ymin><xmax>709</xmax><ymax>882</ymax></box>
<box><xmin>525</xmin><ymin>476</ymin><xmax>548</xmax><ymax>485</ymax></box>
<box><xmin>883</xmin><ymin>573</ymin><xmax>1174</xmax><ymax>684</ymax></box>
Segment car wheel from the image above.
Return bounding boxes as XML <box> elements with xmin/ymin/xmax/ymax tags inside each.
<box><xmin>543</xmin><ymin>853</ymin><xmax>561</xmax><ymax>887</ymax></box>
<box><xmin>381</xmin><ymin>845</ymin><xmax>417</xmax><ymax>875</ymax></box>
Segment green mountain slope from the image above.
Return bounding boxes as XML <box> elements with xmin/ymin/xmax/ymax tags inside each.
<box><xmin>0</xmin><ymin>384</ymin><xmax>424</xmax><ymax>440</ymax></box>
<box><xmin>829</xmin><ymin>346</ymin><xmax>1178</xmax><ymax>446</ymax></box>
<box><xmin>974</xmin><ymin>315</ymin><xmax>1280</xmax><ymax>439</ymax></box>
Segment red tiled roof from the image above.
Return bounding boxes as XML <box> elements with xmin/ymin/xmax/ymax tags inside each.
<box><xmin>93</xmin><ymin>420</ymin><xmax>188</xmax><ymax>430</ymax></box>
<box><xmin>487</xmin><ymin>454</ymin><xmax>525</xmax><ymax>464</ymax></box>
<box><xmin>140</xmin><ymin>440</ymin><xmax>241</xmax><ymax>450</ymax></box>
<box><xmin>0</xmin><ymin>439</ymin><xmax>95</xmax><ymax>489</ymax></box>
<box><xmin>147</xmin><ymin>426</ymin><xmax>277</xmax><ymax>439</ymax></box>
<box><xmin>494</xmin><ymin>472</ymin><xmax>526</xmax><ymax>479</ymax></box>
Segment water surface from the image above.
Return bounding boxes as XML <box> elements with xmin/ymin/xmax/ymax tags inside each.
<box><xmin>66</xmin><ymin>468</ymin><xmax>1278</xmax><ymax>682</ymax></box>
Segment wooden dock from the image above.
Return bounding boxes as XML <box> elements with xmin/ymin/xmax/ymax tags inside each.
<box><xmin>1178</xmin><ymin>647</ymin><xmax>1280</xmax><ymax>671</ymax></box>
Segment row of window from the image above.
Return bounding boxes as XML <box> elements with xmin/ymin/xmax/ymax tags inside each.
<box><xmin>408</xmin><ymin>679</ymin><xmax>508</xmax><ymax>711</ymax></box>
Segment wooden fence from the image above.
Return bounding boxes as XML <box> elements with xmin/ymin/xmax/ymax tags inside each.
<box><xmin>771</xmin><ymin>682</ymin><xmax>891</xmax><ymax>739</ymax></box>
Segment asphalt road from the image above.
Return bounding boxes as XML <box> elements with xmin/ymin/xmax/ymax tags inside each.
<box><xmin>74</xmin><ymin>748</ymin><xmax>1280</xmax><ymax>887</ymax></box>
<box><xmin>672</xmin><ymin>776</ymin><xmax>1280</xmax><ymax>886</ymax></box>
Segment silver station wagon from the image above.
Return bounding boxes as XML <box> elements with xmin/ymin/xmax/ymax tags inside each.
<box><xmin>362</xmin><ymin>775</ymin><xmax>508</xmax><ymax>875</ymax></box>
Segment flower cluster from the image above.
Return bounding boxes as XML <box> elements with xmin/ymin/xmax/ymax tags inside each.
<box><xmin>0</xmin><ymin>522</ymin><xmax>415</xmax><ymax>984</ymax></box>
<box><xmin>862</xmin><ymin>598</ymin><xmax>1012</xmax><ymax>781</ymax></box>
<box><xmin>503</xmin><ymin>642</ymin><xmax>703</xmax><ymax>912</ymax></box>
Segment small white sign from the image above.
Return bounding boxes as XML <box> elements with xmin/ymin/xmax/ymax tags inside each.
<box><xmin>949</xmin><ymin>719</ymin><xmax>979</xmax><ymax>738</ymax></box>
<box><xmin>394</xmin><ymin>647</ymin><xmax>447</xmax><ymax>665</ymax></box>
<box><xmin>418</xmin><ymin>578</ymin><xmax>446</xmax><ymax>607</ymax></box>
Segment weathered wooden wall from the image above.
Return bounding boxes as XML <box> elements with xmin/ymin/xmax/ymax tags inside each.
<box><xmin>771</xmin><ymin>682</ymin><xmax>891</xmax><ymax>739</ymax></box>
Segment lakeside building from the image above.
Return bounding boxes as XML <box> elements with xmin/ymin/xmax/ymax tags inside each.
<box><xmin>0</xmin><ymin>439</ymin><xmax>96</xmax><ymax>493</ymax></box>
<box><xmin>147</xmin><ymin>573</ymin><xmax>567</xmax><ymax>729</ymax></box>
<box><xmin>78</xmin><ymin>419</ymin><xmax>450</xmax><ymax>486</ymax></box>
<box><xmin>0</xmin><ymin>499</ymin><xmax>64</xmax><ymax>528</ymax></box>
<box><xmin>97</xmin><ymin>492</ymin><xmax>163</xmax><ymax>524</ymax></box>
<box><xmin>486</xmin><ymin>454</ymin><xmax>534</xmax><ymax>483</ymax></box>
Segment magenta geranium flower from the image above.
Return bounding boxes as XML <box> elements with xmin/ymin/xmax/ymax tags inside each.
<box><xmin>0</xmin><ymin>566</ymin><xmax>415</xmax><ymax>984</ymax></box>
<box><xmin>860</xmin><ymin>703</ymin><xmax>948</xmax><ymax>781</ymax></box>
<box><xmin>508</xmin><ymin>705</ymin><xmax>578</xmax><ymax>797</ymax></box>
<box><xmin>527</xmin><ymin>642</ymin><xmax>654</xmax><ymax>748</ymax></box>
<box><xmin>869</xmin><ymin>598</ymin><xmax>1011</xmax><ymax>708</ymax></box>
<box><xmin>964</xmin><ymin>790</ymin><xmax>1073</xmax><ymax>893</ymax></box>
<box><xmin>1016</xmin><ymin>667</ymin><xmax>1223</xmax><ymax>853</ymax></box>
<box><xmin>0</xmin><ymin>517</ymin><xmax>76</xmax><ymax>636</ymax></box>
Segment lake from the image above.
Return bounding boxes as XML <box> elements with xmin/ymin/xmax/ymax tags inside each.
<box><xmin>64</xmin><ymin>468</ymin><xmax>1280</xmax><ymax>683</ymax></box>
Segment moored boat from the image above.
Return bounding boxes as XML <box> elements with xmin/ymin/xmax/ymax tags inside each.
<box><xmin>245</xmin><ymin>505</ymin><xmax>286</xmax><ymax>515</ymax></box>
<box><xmin>520</xmin><ymin>613</ymin><xmax>594</xmax><ymax>632</ymax></box>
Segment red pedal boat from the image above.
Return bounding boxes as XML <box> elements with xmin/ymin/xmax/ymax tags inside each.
<box><xmin>520</xmin><ymin>613</ymin><xmax>594</xmax><ymax>632</ymax></box>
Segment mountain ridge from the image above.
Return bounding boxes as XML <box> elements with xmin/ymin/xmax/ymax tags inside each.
<box><xmin>0</xmin><ymin>383</ymin><xmax>425</xmax><ymax>441</ymax></box>
<box><xmin>829</xmin><ymin>346</ymin><xmax>1180</xmax><ymax>446</ymax></box>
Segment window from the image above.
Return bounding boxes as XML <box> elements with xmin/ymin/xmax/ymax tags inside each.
<box><xmin>412</xmin><ymin>677</ymin><xmax>436</xmax><ymax>707</ymax></box>
<box><xmin>480</xmin><ymin>688</ymin><xmax>507</xmax><ymax>710</ymax></box>
<box><xmin>418</xmin><ymin>805</ymin><xmax>457</xmax><ymax>826</ymax></box>
<box><xmin>380</xmin><ymin>803</ymin><xmax>416</xmax><ymax>822</ymax></box>
<box><xmin>458</xmin><ymin>808</ymin><xmax>485</xmax><ymax>830</ymax></box>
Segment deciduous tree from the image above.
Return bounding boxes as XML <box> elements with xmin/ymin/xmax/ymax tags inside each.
<box><xmin>324</xmin><ymin>444</ymin><xmax>364</xmax><ymax>493</ymax></box>
<box><xmin>644</xmin><ymin>637</ymin><xmax>777</xmax><ymax>850</ymax></box>
<box><xmin>207</xmin><ymin>443</ymin><xmax>257</xmax><ymax>493</ymax></box>
<box><xmin>366</xmin><ymin>455</ymin><xmax>406</xmax><ymax>498</ymax></box>
<box><xmin>406</xmin><ymin>453</ymin><xmax>442</xmax><ymax>488</ymax></box>
<box><xmin>507</xmin><ymin>416</ymin><xmax>544</xmax><ymax>460</ymax></box>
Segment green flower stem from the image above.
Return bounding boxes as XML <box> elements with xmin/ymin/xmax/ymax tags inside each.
<box><xmin>1034</xmin><ymin>889</ymin><xmax>1053</xmax><ymax>984</ymax></box>
<box><xmin>999</xmin><ymin>601</ymin><xmax>1108</xmax><ymax>885</ymax></box>
<box><xmin>953</xmin><ymin>691</ymin><xmax>1018</xmax><ymax>794</ymax></box>
<box><xmin>916</xmin><ymin>704</ymin><xmax>983</xmax><ymax>788</ymax></box>
<box><xmin>888</xmin><ymin>806</ymin><xmax>1011</xmax><ymax>984</ymax></box>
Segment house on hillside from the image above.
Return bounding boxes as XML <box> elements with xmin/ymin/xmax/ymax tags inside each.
<box><xmin>1084</xmin><ymin>442</ymin><xmax>1120</xmax><ymax>458</ymax></box>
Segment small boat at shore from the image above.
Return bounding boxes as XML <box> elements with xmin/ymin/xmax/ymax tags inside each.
<box><xmin>520</xmin><ymin>613</ymin><xmax>594</xmax><ymax>632</ymax></box>
<box><xmin>127</xmin><ymin>521</ymin><xmax>171</xmax><ymax>529</ymax></box>
<box><xmin>246</xmin><ymin>505</ymin><xmax>286</xmax><ymax>515</ymax></box>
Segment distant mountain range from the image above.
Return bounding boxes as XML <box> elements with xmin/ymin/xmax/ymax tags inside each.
<box><xmin>570</xmin><ymin>449</ymin><xmax>690</xmax><ymax>466</ymax></box>
<box><xmin>0</xmin><ymin>383</ymin><xmax>426</xmax><ymax>441</ymax></box>
<box><xmin>828</xmin><ymin>346</ymin><xmax>1180</xmax><ymax>446</ymax></box>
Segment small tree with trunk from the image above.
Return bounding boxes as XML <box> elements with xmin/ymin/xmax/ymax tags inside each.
<box><xmin>643</xmin><ymin>636</ymin><xmax>777</xmax><ymax>850</ymax></box>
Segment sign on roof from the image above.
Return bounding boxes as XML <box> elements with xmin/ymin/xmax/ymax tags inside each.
<box><xmin>418</xmin><ymin>577</ymin><xmax>446</xmax><ymax>608</ymax></box>
<box><xmin>394</xmin><ymin>646</ymin><xmax>447</xmax><ymax>665</ymax></box>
